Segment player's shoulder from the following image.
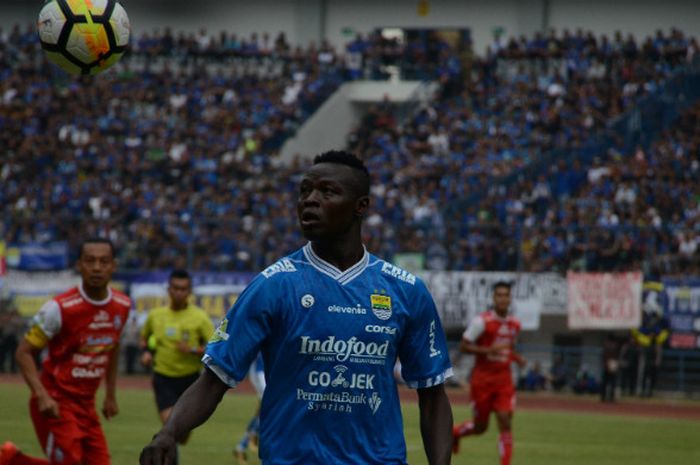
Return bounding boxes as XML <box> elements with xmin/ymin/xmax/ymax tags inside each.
<box><xmin>507</xmin><ymin>314</ymin><xmax>522</xmax><ymax>327</ymax></box>
<box><xmin>54</xmin><ymin>286</ymin><xmax>81</xmax><ymax>307</ymax></box>
<box><xmin>188</xmin><ymin>304</ymin><xmax>210</xmax><ymax>317</ymax></box>
<box><xmin>372</xmin><ymin>255</ymin><xmax>421</xmax><ymax>288</ymax></box>
<box><xmin>258</xmin><ymin>248</ymin><xmax>305</xmax><ymax>281</ymax></box>
<box><xmin>110</xmin><ymin>288</ymin><xmax>132</xmax><ymax>308</ymax></box>
<box><xmin>148</xmin><ymin>306</ymin><xmax>170</xmax><ymax>316</ymax></box>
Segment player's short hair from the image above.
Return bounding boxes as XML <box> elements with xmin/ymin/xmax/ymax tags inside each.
<box><xmin>493</xmin><ymin>281</ymin><xmax>513</xmax><ymax>292</ymax></box>
<box><xmin>313</xmin><ymin>150</ymin><xmax>370</xmax><ymax>196</ymax></box>
<box><xmin>169</xmin><ymin>269</ymin><xmax>192</xmax><ymax>284</ymax></box>
<box><xmin>79</xmin><ymin>237</ymin><xmax>115</xmax><ymax>259</ymax></box>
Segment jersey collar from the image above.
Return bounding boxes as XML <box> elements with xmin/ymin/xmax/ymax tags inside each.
<box><xmin>78</xmin><ymin>283</ymin><xmax>113</xmax><ymax>306</ymax></box>
<box><xmin>489</xmin><ymin>309</ymin><xmax>510</xmax><ymax>321</ymax></box>
<box><xmin>303</xmin><ymin>242</ymin><xmax>369</xmax><ymax>285</ymax></box>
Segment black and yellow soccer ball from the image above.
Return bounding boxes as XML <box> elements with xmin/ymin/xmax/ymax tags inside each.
<box><xmin>37</xmin><ymin>0</ymin><xmax>130</xmax><ymax>75</ymax></box>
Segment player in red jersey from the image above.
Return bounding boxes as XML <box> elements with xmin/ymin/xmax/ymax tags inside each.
<box><xmin>452</xmin><ymin>281</ymin><xmax>526</xmax><ymax>465</ymax></box>
<box><xmin>0</xmin><ymin>238</ymin><xmax>131</xmax><ymax>465</ymax></box>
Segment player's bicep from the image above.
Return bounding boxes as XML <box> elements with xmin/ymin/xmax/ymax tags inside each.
<box><xmin>25</xmin><ymin>300</ymin><xmax>61</xmax><ymax>349</ymax></box>
<box><xmin>140</xmin><ymin>314</ymin><xmax>153</xmax><ymax>339</ymax></box>
<box><xmin>199</xmin><ymin>314</ymin><xmax>215</xmax><ymax>343</ymax></box>
<box><xmin>398</xmin><ymin>284</ymin><xmax>452</xmax><ymax>388</ymax></box>
<box><xmin>24</xmin><ymin>325</ymin><xmax>49</xmax><ymax>350</ymax></box>
<box><xmin>462</xmin><ymin>316</ymin><xmax>485</xmax><ymax>343</ymax></box>
<box><xmin>204</xmin><ymin>276</ymin><xmax>276</xmax><ymax>386</ymax></box>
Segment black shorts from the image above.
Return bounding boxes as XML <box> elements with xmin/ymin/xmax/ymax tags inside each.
<box><xmin>152</xmin><ymin>372</ymin><xmax>200</xmax><ymax>412</ymax></box>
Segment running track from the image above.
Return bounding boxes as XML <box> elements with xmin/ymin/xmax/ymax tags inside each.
<box><xmin>2</xmin><ymin>374</ymin><xmax>699</xmax><ymax>421</ymax></box>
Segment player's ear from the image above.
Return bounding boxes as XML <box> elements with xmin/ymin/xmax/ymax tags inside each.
<box><xmin>355</xmin><ymin>195</ymin><xmax>370</xmax><ymax>218</ymax></box>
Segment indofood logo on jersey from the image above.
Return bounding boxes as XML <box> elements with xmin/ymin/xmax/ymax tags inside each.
<box><xmin>370</xmin><ymin>294</ymin><xmax>392</xmax><ymax>320</ymax></box>
<box><xmin>299</xmin><ymin>336</ymin><xmax>388</xmax><ymax>363</ymax></box>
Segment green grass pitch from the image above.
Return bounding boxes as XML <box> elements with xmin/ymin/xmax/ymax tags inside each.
<box><xmin>1</xmin><ymin>382</ymin><xmax>698</xmax><ymax>464</ymax></box>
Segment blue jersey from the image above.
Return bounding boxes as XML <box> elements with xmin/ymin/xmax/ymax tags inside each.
<box><xmin>204</xmin><ymin>244</ymin><xmax>452</xmax><ymax>465</ymax></box>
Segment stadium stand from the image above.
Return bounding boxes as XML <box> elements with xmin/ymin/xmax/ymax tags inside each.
<box><xmin>1</xmin><ymin>26</ymin><xmax>700</xmax><ymax>274</ymax></box>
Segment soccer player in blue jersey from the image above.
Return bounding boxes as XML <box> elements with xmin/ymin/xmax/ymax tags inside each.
<box><xmin>139</xmin><ymin>150</ymin><xmax>454</xmax><ymax>465</ymax></box>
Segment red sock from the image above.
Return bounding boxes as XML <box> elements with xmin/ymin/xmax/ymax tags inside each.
<box><xmin>498</xmin><ymin>431</ymin><xmax>513</xmax><ymax>465</ymax></box>
<box><xmin>11</xmin><ymin>453</ymin><xmax>49</xmax><ymax>465</ymax></box>
<box><xmin>455</xmin><ymin>421</ymin><xmax>475</xmax><ymax>437</ymax></box>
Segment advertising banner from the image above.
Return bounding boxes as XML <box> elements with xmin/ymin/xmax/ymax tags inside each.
<box><xmin>128</xmin><ymin>271</ymin><xmax>254</xmax><ymax>318</ymax></box>
<box><xmin>0</xmin><ymin>241</ymin><xmax>5</xmax><ymax>291</ymax></box>
<box><xmin>5</xmin><ymin>270</ymin><xmax>80</xmax><ymax>316</ymax></box>
<box><xmin>5</xmin><ymin>242</ymin><xmax>69</xmax><ymax>271</ymax></box>
<box><xmin>419</xmin><ymin>272</ymin><xmax>567</xmax><ymax>331</ymax></box>
<box><xmin>0</xmin><ymin>241</ymin><xmax>6</xmax><ymax>277</ymax></box>
<box><xmin>567</xmin><ymin>272</ymin><xmax>643</xmax><ymax>329</ymax></box>
<box><xmin>661</xmin><ymin>277</ymin><xmax>700</xmax><ymax>349</ymax></box>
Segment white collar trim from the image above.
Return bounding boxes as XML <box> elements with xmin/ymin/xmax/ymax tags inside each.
<box><xmin>79</xmin><ymin>283</ymin><xmax>113</xmax><ymax>306</ymax></box>
<box><xmin>303</xmin><ymin>243</ymin><xmax>369</xmax><ymax>285</ymax></box>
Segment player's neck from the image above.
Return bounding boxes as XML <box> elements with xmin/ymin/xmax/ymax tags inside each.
<box><xmin>171</xmin><ymin>302</ymin><xmax>188</xmax><ymax>311</ymax></box>
<box><xmin>310</xmin><ymin>237</ymin><xmax>365</xmax><ymax>272</ymax></box>
<box><xmin>82</xmin><ymin>284</ymin><xmax>109</xmax><ymax>302</ymax></box>
<box><xmin>493</xmin><ymin>308</ymin><xmax>509</xmax><ymax>319</ymax></box>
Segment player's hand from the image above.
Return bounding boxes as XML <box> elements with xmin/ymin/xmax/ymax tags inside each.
<box><xmin>37</xmin><ymin>393</ymin><xmax>60</xmax><ymax>418</ymax></box>
<box><xmin>140</xmin><ymin>432</ymin><xmax>178</xmax><ymax>465</ymax></box>
<box><xmin>515</xmin><ymin>357</ymin><xmax>527</xmax><ymax>369</ymax></box>
<box><xmin>102</xmin><ymin>395</ymin><xmax>119</xmax><ymax>420</ymax></box>
<box><xmin>141</xmin><ymin>351</ymin><xmax>153</xmax><ymax>366</ymax></box>
<box><xmin>176</xmin><ymin>341</ymin><xmax>191</xmax><ymax>353</ymax></box>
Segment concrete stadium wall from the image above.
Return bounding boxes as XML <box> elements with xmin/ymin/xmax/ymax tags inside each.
<box><xmin>4</xmin><ymin>1</ymin><xmax>700</xmax><ymax>55</ymax></box>
<box><xmin>0</xmin><ymin>0</ymin><xmax>524</xmax><ymax>55</ymax></box>
<box><xmin>549</xmin><ymin>0</ymin><xmax>700</xmax><ymax>43</ymax></box>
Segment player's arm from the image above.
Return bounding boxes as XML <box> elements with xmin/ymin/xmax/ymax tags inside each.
<box><xmin>194</xmin><ymin>313</ymin><xmax>215</xmax><ymax>357</ymax></box>
<box><xmin>140</xmin><ymin>368</ymin><xmax>228</xmax><ymax>465</ymax></box>
<box><xmin>140</xmin><ymin>313</ymin><xmax>154</xmax><ymax>366</ymax></box>
<box><xmin>510</xmin><ymin>349</ymin><xmax>527</xmax><ymax>368</ymax></box>
<box><xmin>510</xmin><ymin>323</ymin><xmax>526</xmax><ymax>368</ymax></box>
<box><xmin>417</xmin><ymin>384</ymin><xmax>453</xmax><ymax>465</ymax></box>
<box><xmin>102</xmin><ymin>342</ymin><xmax>121</xmax><ymax>420</ymax></box>
<box><xmin>16</xmin><ymin>338</ymin><xmax>58</xmax><ymax>417</ymax></box>
<box><xmin>16</xmin><ymin>322</ymin><xmax>59</xmax><ymax>418</ymax></box>
<box><xmin>459</xmin><ymin>316</ymin><xmax>507</xmax><ymax>355</ymax></box>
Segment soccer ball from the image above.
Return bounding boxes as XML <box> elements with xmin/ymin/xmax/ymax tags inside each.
<box><xmin>37</xmin><ymin>0</ymin><xmax>130</xmax><ymax>75</ymax></box>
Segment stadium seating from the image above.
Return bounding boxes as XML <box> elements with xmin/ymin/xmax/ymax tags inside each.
<box><xmin>1</xmin><ymin>26</ymin><xmax>699</xmax><ymax>273</ymax></box>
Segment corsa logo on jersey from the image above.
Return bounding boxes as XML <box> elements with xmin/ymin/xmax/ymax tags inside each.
<box><xmin>365</xmin><ymin>324</ymin><xmax>396</xmax><ymax>335</ymax></box>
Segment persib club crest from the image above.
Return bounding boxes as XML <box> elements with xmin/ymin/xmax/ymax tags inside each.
<box><xmin>370</xmin><ymin>294</ymin><xmax>392</xmax><ymax>320</ymax></box>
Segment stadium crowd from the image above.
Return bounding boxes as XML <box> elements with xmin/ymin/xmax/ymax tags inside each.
<box><xmin>1</xmin><ymin>25</ymin><xmax>699</xmax><ymax>273</ymax></box>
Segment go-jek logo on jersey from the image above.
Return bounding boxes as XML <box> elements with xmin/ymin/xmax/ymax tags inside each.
<box><xmin>299</xmin><ymin>336</ymin><xmax>389</xmax><ymax>362</ymax></box>
<box><xmin>308</xmin><ymin>365</ymin><xmax>376</xmax><ymax>389</ymax></box>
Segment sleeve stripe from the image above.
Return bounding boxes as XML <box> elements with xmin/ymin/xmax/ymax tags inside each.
<box><xmin>405</xmin><ymin>367</ymin><xmax>454</xmax><ymax>389</ymax></box>
<box><xmin>202</xmin><ymin>354</ymin><xmax>238</xmax><ymax>388</ymax></box>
